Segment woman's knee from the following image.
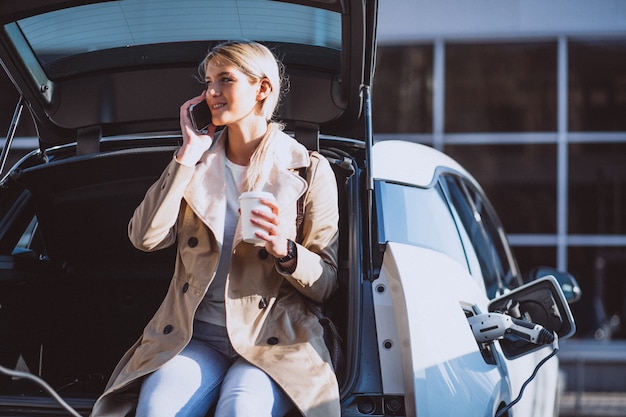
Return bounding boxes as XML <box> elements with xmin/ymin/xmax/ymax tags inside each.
<box><xmin>135</xmin><ymin>340</ymin><xmax>231</xmax><ymax>417</ymax></box>
<box><xmin>214</xmin><ymin>359</ymin><xmax>293</xmax><ymax>417</ymax></box>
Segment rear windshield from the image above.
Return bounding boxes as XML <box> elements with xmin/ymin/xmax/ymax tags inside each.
<box><xmin>15</xmin><ymin>0</ymin><xmax>341</xmax><ymax>70</ymax></box>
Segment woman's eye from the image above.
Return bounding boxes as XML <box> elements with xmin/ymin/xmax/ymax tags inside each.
<box><xmin>205</xmin><ymin>77</ymin><xmax>233</xmax><ymax>88</ymax></box>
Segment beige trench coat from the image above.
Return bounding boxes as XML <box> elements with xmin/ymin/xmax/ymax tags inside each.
<box><xmin>90</xmin><ymin>128</ymin><xmax>340</xmax><ymax>417</ymax></box>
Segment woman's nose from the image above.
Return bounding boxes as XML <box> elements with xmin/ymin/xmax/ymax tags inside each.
<box><xmin>209</xmin><ymin>85</ymin><xmax>221</xmax><ymax>96</ymax></box>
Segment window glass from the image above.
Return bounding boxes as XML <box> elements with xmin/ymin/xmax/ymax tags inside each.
<box><xmin>15</xmin><ymin>0</ymin><xmax>341</xmax><ymax>70</ymax></box>
<box><xmin>511</xmin><ymin>246</ymin><xmax>557</xmax><ymax>284</ymax></box>
<box><xmin>441</xmin><ymin>175</ymin><xmax>519</xmax><ymax>298</ymax></box>
<box><xmin>373</xmin><ymin>44</ymin><xmax>433</xmax><ymax>133</ymax></box>
<box><xmin>375</xmin><ymin>181</ymin><xmax>468</xmax><ymax>270</ymax></box>
<box><xmin>445</xmin><ymin>42</ymin><xmax>557</xmax><ymax>132</ymax></box>
<box><xmin>569</xmin><ymin>142</ymin><xmax>626</xmax><ymax>235</ymax></box>
<box><xmin>445</xmin><ymin>144</ymin><xmax>557</xmax><ymax>234</ymax></box>
<box><xmin>568</xmin><ymin>247</ymin><xmax>626</xmax><ymax>340</ymax></box>
<box><xmin>569</xmin><ymin>40</ymin><xmax>626</xmax><ymax>131</ymax></box>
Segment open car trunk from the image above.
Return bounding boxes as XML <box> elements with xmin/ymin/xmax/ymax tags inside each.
<box><xmin>0</xmin><ymin>0</ymin><xmax>377</xmax><ymax>414</ymax></box>
<box><xmin>0</xmin><ymin>137</ymin><xmax>358</xmax><ymax>414</ymax></box>
<box><xmin>0</xmin><ymin>145</ymin><xmax>178</xmax><ymax>401</ymax></box>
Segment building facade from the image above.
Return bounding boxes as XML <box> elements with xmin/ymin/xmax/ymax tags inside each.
<box><xmin>373</xmin><ymin>0</ymin><xmax>626</xmax><ymax>339</ymax></box>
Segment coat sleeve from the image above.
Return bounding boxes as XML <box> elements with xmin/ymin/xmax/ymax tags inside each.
<box><xmin>128</xmin><ymin>156</ymin><xmax>195</xmax><ymax>252</ymax></box>
<box><xmin>278</xmin><ymin>153</ymin><xmax>339</xmax><ymax>303</ymax></box>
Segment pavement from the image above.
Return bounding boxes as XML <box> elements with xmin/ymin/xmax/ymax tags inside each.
<box><xmin>560</xmin><ymin>392</ymin><xmax>626</xmax><ymax>417</ymax></box>
<box><xmin>557</xmin><ymin>340</ymin><xmax>626</xmax><ymax>417</ymax></box>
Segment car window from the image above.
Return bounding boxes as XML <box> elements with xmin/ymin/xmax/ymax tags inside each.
<box><xmin>13</xmin><ymin>0</ymin><xmax>341</xmax><ymax>72</ymax></box>
<box><xmin>375</xmin><ymin>180</ymin><xmax>469</xmax><ymax>271</ymax></box>
<box><xmin>442</xmin><ymin>190</ymin><xmax>487</xmax><ymax>295</ymax></box>
<box><xmin>440</xmin><ymin>175</ymin><xmax>520</xmax><ymax>298</ymax></box>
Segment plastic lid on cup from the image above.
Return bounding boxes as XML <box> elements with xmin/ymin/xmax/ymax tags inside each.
<box><xmin>238</xmin><ymin>191</ymin><xmax>275</xmax><ymax>201</ymax></box>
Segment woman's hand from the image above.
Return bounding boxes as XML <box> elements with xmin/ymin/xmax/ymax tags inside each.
<box><xmin>249</xmin><ymin>198</ymin><xmax>290</xmax><ymax>259</ymax></box>
<box><xmin>176</xmin><ymin>92</ymin><xmax>216</xmax><ymax>166</ymax></box>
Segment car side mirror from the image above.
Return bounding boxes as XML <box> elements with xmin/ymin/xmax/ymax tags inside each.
<box><xmin>488</xmin><ymin>276</ymin><xmax>576</xmax><ymax>360</ymax></box>
<box><xmin>529</xmin><ymin>266</ymin><xmax>582</xmax><ymax>304</ymax></box>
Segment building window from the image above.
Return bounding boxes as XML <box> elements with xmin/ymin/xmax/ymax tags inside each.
<box><xmin>445</xmin><ymin>144</ymin><xmax>557</xmax><ymax>234</ymax></box>
<box><xmin>513</xmin><ymin>246</ymin><xmax>557</xmax><ymax>282</ymax></box>
<box><xmin>568</xmin><ymin>246</ymin><xmax>626</xmax><ymax>340</ymax></box>
<box><xmin>373</xmin><ymin>44</ymin><xmax>433</xmax><ymax>133</ymax></box>
<box><xmin>569</xmin><ymin>40</ymin><xmax>626</xmax><ymax>131</ymax></box>
<box><xmin>569</xmin><ymin>142</ymin><xmax>626</xmax><ymax>235</ymax></box>
<box><xmin>445</xmin><ymin>42</ymin><xmax>557</xmax><ymax>133</ymax></box>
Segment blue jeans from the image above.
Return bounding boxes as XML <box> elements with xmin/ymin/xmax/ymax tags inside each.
<box><xmin>135</xmin><ymin>320</ymin><xmax>294</xmax><ymax>417</ymax></box>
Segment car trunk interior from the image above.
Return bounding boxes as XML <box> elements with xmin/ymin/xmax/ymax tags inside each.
<box><xmin>0</xmin><ymin>146</ymin><xmax>178</xmax><ymax>399</ymax></box>
<box><xmin>0</xmin><ymin>140</ymin><xmax>355</xmax><ymax>412</ymax></box>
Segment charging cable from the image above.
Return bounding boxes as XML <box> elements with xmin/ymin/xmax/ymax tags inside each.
<box><xmin>494</xmin><ymin>334</ymin><xmax>559</xmax><ymax>417</ymax></box>
<box><xmin>0</xmin><ymin>363</ymin><xmax>82</xmax><ymax>417</ymax></box>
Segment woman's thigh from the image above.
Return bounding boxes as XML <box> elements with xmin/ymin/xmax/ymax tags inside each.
<box><xmin>135</xmin><ymin>338</ymin><xmax>231</xmax><ymax>417</ymax></box>
<box><xmin>215</xmin><ymin>357</ymin><xmax>294</xmax><ymax>417</ymax></box>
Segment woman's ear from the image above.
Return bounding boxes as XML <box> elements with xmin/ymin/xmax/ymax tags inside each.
<box><xmin>256</xmin><ymin>78</ymin><xmax>272</xmax><ymax>101</ymax></box>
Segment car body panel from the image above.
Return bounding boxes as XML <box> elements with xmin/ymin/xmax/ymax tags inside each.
<box><xmin>371</xmin><ymin>140</ymin><xmax>474</xmax><ymax>188</ymax></box>
<box><xmin>368</xmin><ymin>139</ymin><xmax>564</xmax><ymax>417</ymax></box>
<box><xmin>375</xmin><ymin>242</ymin><xmax>506</xmax><ymax>417</ymax></box>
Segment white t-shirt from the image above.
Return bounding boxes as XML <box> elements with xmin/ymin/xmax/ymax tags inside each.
<box><xmin>194</xmin><ymin>158</ymin><xmax>247</xmax><ymax>327</ymax></box>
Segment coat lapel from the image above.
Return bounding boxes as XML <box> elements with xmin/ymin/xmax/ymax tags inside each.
<box><xmin>183</xmin><ymin>133</ymin><xmax>228</xmax><ymax>244</ymax></box>
<box><xmin>260</xmin><ymin>130</ymin><xmax>310</xmax><ymax>210</ymax></box>
<box><xmin>183</xmin><ymin>128</ymin><xmax>310</xmax><ymax>247</ymax></box>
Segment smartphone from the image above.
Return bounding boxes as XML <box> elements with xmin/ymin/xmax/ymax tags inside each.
<box><xmin>190</xmin><ymin>99</ymin><xmax>212</xmax><ymax>132</ymax></box>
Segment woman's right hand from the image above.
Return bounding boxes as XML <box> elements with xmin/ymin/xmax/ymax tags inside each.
<box><xmin>176</xmin><ymin>92</ymin><xmax>216</xmax><ymax>166</ymax></box>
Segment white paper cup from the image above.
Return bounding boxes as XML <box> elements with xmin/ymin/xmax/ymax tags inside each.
<box><xmin>239</xmin><ymin>191</ymin><xmax>275</xmax><ymax>244</ymax></box>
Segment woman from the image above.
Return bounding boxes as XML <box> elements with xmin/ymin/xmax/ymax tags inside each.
<box><xmin>90</xmin><ymin>41</ymin><xmax>340</xmax><ymax>417</ymax></box>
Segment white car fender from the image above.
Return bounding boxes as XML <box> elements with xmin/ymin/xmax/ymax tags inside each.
<box><xmin>373</xmin><ymin>242</ymin><xmax>510</xmax><ymax>417</ymax></box>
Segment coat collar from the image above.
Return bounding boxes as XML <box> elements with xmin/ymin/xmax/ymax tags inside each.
<box><xmin>183</xmin><ymin>126</ymin><xmax>310</xmax><ymax>242</ymax></box>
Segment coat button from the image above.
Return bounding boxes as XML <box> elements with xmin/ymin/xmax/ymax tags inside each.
<box><xmin>182</xmin><ymin>282</ymin><xmax>189</xmax><ymax>293</ymax></box>
<box><xmin>267</xmin><ymin>337</ymin><xmax>279</xmax><ymax>345</ymax></box>
<box><xmin>258</xmin><ymin>248</ymin><xmax>269</xmax><ymax>260</ymax></box>
<box><xmin>258</xmin><ymin>297</ymin><xmax>268</xmax><ymax>309</ymax></box>
<box><xmin>163</xmin><ymin>325</ymin><xmax>173</xmax><ymax>334</ymax></box>
<box><xmin>188</xmin><ymin>237</ymin><xmax>198</xmax><ymax>247</ymax></box>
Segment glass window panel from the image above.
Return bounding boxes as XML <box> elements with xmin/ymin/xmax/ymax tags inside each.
<box><xmin>569</xmin><ymin>143</ymin><xmax>626</xmax><ymax>235</ymax></box>
<box><xmin>569</xmin><ymin>40</ymin><xmax>626</xmax><ymax>131</ymax></box>
<box><xmin>445</xmin><ymin>144</ymin><xmax>557</xmax><ymax>234</ymax></box>
<box><xmin>16</xmin><ymin>0</ymin><xmax>341</xmax><ymax>69</ymax></box>
<box><xmin>511</xmin><ymin>246</ymin><xmax>557</xmax><ymax>283</ymax></box>
<box><xmin>568</xmin><ymin>247</ymin><xmax>626</xmax><ymax>340</ymax></box>
<box><xmin>441</xmin><ymin>175</ymin><xmax>520</xmax><ymax>298</ymax></box>
<box><xmin>373</xmin><ymin>44</ymin><xmax>433</xmax><ymax>133</ymax></box>
<box><xmin>445</xmin><ymin>42</ymin><xmax>557</xmax><ymax>133</ymax></box>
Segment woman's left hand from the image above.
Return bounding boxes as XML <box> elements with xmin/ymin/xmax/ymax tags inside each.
<box><xmin>249</xmin><ymin>198</ymin><xmax>289</xmax><ymax>258</ymax></box>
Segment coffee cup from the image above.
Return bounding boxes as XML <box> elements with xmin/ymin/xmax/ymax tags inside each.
<box><xmin>238</xmin><ymin>191</ymin><xmax>275</xmax><ymax>244</ymax></box>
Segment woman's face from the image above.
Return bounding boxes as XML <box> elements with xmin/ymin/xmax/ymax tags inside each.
<box><xmin>203</xmin><ymin>59</ymin><xmax>268</xmax><ymax>127</ymax></box>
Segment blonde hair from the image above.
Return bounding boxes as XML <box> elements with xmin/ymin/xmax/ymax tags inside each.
<box><xmin>199</xmin><ymin>41</ymin><xmax>287</xmax><ymax>190</ymax></box>
<box><xmin>199</xmin><ymin>41</ymin><xmax>285</xmax><ymax>121</ymax></box>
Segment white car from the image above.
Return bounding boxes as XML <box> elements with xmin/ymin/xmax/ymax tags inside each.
<box><xmin>0</xmin><ymin>1</ymin><xmax>578</xmax><ymax>416</ymax></box>
<box><xmin>370</xmin><ymin>140</ymin><xmax>577</xmax><ymax>417</ymax></box>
